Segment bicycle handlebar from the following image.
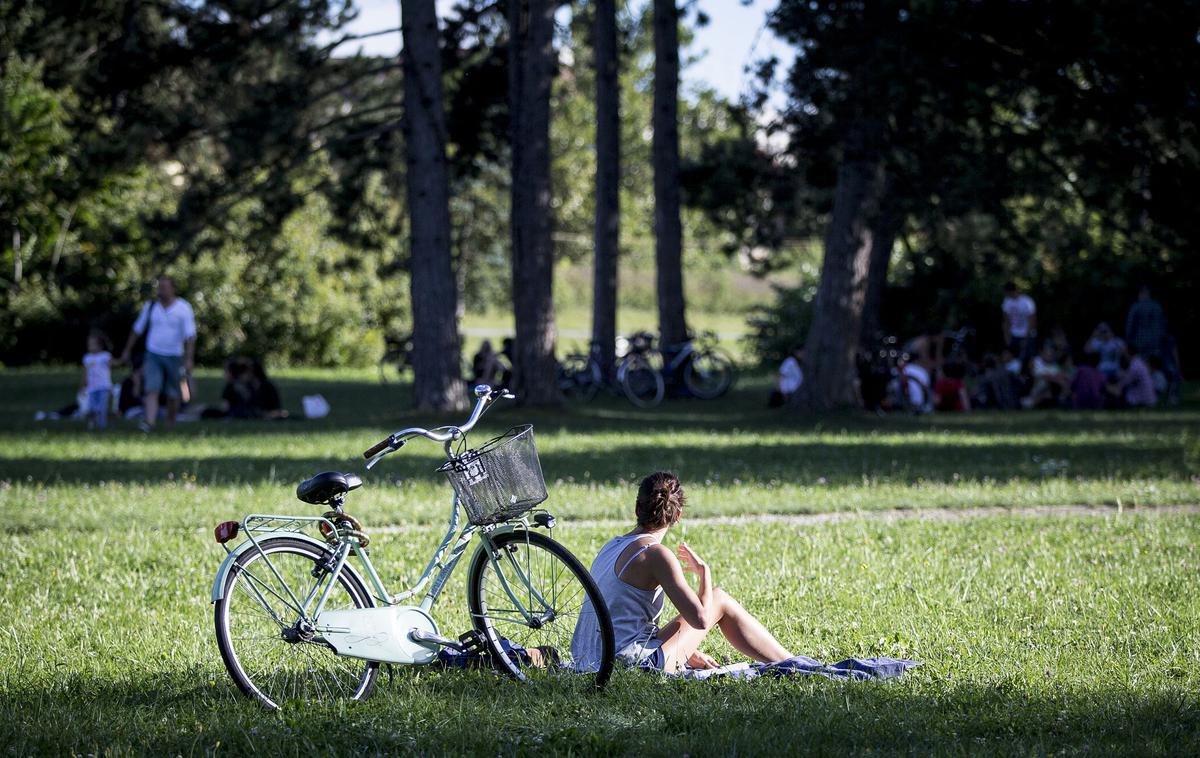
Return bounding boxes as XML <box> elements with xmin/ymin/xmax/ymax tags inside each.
<box><xmin>363</xmin><ymin>437</ymin><xmax>398</xmax><ymax>458</ymax></box>
<box><xmin>362</xmin><ymin>384</ymin><xmax>514</xmax><ymax>466</ymax></box>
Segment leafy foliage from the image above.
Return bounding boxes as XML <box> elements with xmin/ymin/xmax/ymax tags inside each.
<box><xmin>745</xmin><ymin>0</ymin><xmax>1200</xmax><ymax>368</ymax></box>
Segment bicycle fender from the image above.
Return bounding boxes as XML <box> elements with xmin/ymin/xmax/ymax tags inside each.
<box><xmin>210</xmin><ymin>531</ymin><xmax>357</xmax><ymax>603</ymax></box>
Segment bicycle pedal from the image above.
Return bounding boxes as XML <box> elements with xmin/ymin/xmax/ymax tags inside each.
<box><xmin>458</xmin><ymin>630</ymin><xmax>486</xmax><ymax>656</ymax></box>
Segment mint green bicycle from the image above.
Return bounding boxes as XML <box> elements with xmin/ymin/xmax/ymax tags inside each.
<box><xmin>210</xmin><ymin>385</ymin><xmax>615</xmax><ymax>709</ymax></box>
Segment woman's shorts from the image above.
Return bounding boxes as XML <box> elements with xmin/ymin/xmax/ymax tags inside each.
<box><xmin>617</xmin><ymin>639</ymin><xmax>665</xmax><ymax>671</ymax></box>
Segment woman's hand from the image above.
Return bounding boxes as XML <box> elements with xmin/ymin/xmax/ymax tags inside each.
<box><xmin>676</xmin><ymin>542</ymin><xmax>707</xmax><ymax>576</ymax></box>
<box><xmin>687</xmin><ymin>650</ymin><xmax>719</xmax><ymax>669</ymax></box>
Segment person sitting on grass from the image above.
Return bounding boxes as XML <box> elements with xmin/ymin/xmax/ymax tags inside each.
<box><xmin>571</xmin><ymin>471</ymin><xmax>793</xmax><ymax>674</ymax></box>
<box><xmin>1113</xmin><ymin>349</ymin><xmax>1157</xmax><ymax>408</ymax></box>
<box><xmin>249</xmin><ymin>359</ymin><xmax>289</xmax><ymax>419</ymax></box>
<box><xmin>1069</xmin><ymin>351</ymin><xmax>1107</xmax><ymax>410</ymax></box>
<box><xmin>933</xmin><ymin>360</ymin><xmax>971</xmax><ymax>412</ymax></box>
<box><xmin>1023</xmin><ymin>342</ymin><xmax>1070</xmax><ymax>409</ymax></box>
<box><xmin>770</xmin><ymin>345</ymin><xmax>804</xmax><ymax>407</ymax></box>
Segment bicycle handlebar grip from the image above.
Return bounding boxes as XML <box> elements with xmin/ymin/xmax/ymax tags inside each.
<box><xmin>363</xmin><ymin>436</ymin><xmax>393</xmax><ymax>459</ymax></box>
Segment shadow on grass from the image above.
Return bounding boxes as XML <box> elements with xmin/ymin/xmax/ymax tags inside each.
<box><xmin>1</xmin><ymin>668</ymin><xmax>1196</xmax><ymax>755</ymax></box>
<box><xmin>0</xmin><ymin>435</ymin><xmax>1189</xmax><ymax>488</ymax></box>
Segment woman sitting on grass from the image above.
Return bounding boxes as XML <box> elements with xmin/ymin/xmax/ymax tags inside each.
<box><xmin>571</xmin><ymin>471</ymin><xmax>792</xmax><ymax>673</ymax></box>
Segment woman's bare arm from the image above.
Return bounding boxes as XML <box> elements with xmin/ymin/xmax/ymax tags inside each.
<box><xmin>646</xmin><ymin>542</ymin><xmax>719</xmax><ymax>630</ymax></box>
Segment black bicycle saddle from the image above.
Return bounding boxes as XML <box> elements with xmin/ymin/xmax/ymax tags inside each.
<box><xmin>296</xmin><ymin>471</ymin><xmax>363</xmax><ymax>504</ymax></box>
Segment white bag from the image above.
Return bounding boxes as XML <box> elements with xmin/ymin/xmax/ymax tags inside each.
<box><xmin>302</xmin><ymin>394</ymin><xmax>330</xmax><ymax>419</ymax></box>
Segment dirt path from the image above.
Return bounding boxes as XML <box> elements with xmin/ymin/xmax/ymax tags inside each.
<box><xmin>373</xmin><ymin>503</ymin><xmax>1200</xmax><ymax>532</ymax></box>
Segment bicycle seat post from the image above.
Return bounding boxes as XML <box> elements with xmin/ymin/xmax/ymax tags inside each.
<box><xmin>328</xmin><ymin>494</ymin><xmax>345</xmax><ymax>514</ymax></box>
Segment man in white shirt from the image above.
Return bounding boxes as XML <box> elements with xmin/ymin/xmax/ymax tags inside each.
<box><xmin>119</xmin><ymin>275</ymin><xmax>197</xmax><ymax>429</ymax></box>
<box><xmin>1000</xmin><ymin>281</ymin><xmax>1037</xmax><ymax>361</ymax></box>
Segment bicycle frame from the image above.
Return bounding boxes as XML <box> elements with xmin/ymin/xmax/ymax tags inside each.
<box><xmin>212</xmin><ymin>384</ymin><xmax>562</xmax><ymax>666</ymax></box>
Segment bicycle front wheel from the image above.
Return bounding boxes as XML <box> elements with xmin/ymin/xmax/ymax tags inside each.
<box><xmin>557</xmin><ymin>354</ymin><xmax>601</xmax><ymax>402</ymax></box>
<box><xmin>683</xmin><ymin>349</ymin><xmax>734</xmax><ymax>399</ymax></box>
<box><xmin>214</xmin><ymin>537</ymin><xmax>379</xmax><ymax>710</ymax></box>
<box><xmin>619</xmin><ymin>354</ymin><xmax>664</xmax><ymax>408</ymax></box>
<box><xmin>467</xmin><ymin>530</ymin><xmax>614</xmax><ymax>689</ymax></box>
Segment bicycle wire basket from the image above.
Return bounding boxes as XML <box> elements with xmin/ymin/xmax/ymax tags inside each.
<box><xmin>437</xmin><ymin>425</ymin><xmax>549</xmax><ymax>526</ymax></box>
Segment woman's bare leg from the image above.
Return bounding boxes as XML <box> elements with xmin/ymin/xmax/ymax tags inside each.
<box><xmin>655</xmin><ymin>616</ymin><xmax>711</xmax><ymax>673</ymax></box>
<box><xmin>656</xmin><ymin>588</ymin><xmax>791</xmax><ymax>670</ymax></box>
<box><xmin>712</xmin><ymin>589</ymin><xmax>792</xmax><ymax>662</ymax></box>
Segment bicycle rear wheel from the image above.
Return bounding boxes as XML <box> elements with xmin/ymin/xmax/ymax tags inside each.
<box><xmin>467</xmin><ymin>530</ymin><xmax>614</xmax><ymax>689</ymax></box>
<box><xmin>214</xmin><ymin>537</ymin><xmax>378</xmax><ymax>710</ymax></box>
<box><xmin>619</xmin><ymin>353</ymin><xmax>664</xmax><ymax>408</ymax></box>
<box><xmin>683</xmin><ymin>349</ymin><xmax>734</xmax><ymax>399</ymax></box>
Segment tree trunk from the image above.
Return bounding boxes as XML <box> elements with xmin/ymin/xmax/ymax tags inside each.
<box><xmin>796</xmin><ymin>121</ymin><xmax>885</xmax><ymax>411</ymax></box>
<box><xmin>591</xmin><ymin>0</ymin><xmax>620</xmax><ymax>381</ymax></box>
<box><xmin>508</xmin><ymin>0</ymin><xmax>559</xmax><ymax>405</ymax></box>
<box><xmin>402</xmin><ymin>0</ymin><xmax>466</xmax><ymax>411</ymax></box>
<box><xmin>860</xmin><ymin>185</ymin><xmax>899</xmax><ymax>346</ymax></box>
<box><xmin>652</xmin><ymin>0</ymin><xmax>687</xmax><ymax>346</ymax></box>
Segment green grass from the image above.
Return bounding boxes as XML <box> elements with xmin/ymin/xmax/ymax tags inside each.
<box><xmin>1</xmin><ymin>368</ymin><xmax>1198</xmax><ymax>755</ymax></box>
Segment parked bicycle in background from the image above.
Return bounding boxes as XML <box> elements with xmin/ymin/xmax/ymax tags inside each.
<box><xmin>557</xmin><ymin>331</ymin><xmax>734</xmax><ymax>408</ymax></box>
<box><xmin>377</xmin><ymin>332</ymin><xmax>413</xmax><ymax>384</ymax></box>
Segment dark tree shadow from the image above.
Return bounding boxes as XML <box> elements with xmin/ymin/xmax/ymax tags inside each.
<box><xmin>1</xmin><ymin>667</ymin><xmax>1195</xmax><ymax>755</ymax></box>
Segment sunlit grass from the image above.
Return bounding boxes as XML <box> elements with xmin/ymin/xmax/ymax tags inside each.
<box><xmin>1</xmin><ymin>513</ymin><xmax>1197</xmax><ymax>755</ymax></box>
<box><xmin>1</xmin><ymin>367</ymin><xmax>1198</xmax><ymax>754</ymax></box>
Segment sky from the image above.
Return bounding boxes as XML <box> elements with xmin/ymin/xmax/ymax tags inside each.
<box><xmin>332</xmin><ymin>0</ymin><xmax>793</xmax><ymax>104</ymax></box>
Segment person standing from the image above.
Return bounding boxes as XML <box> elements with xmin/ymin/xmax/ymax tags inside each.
<box><xmin>119</xmin><ymin>275</ymin><xmax>196</xmax><ymax>430</ymax></box>
<box><xmin>80</xmin><ymin>331</ymin><xmax>113</xmax><ymax>429</ymax></box>
<box><xmin>1124</xmin><ymin>285</ymin><xmax>1168</xmax><ymax>361</ymax></box>
<box><xmin>1000</xmin><ymin>281</ymin><xmax>1037</xmax><ymax>362</ymax></box>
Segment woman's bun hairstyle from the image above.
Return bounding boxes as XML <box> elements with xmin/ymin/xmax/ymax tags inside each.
<box><xmin>635</xmin><ymin>471</ymin><xmax>685</xmax><ymax>529</ymax></box>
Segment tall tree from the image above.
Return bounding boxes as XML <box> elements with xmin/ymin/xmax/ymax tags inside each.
<box><xmin>591</xmin><ymin>0</ymin><xmax>620</xmax><ymax>380</ymax></box>
<box><xmin>507</xmin><ymin>0</ymin><xmax>559</xmax><ymax>404</ymax></box>
<box><xmin>652</xmin><ymin>0</ymin><xmax>687</xmax><ymax>346</ymax></box>
<box><xmin>797</xmin><ymin>121</ymin><xmax>885</xmax><ymax>410</ymax></box>
<box><xmin>402</xmin><ymin>0</ymin><xmax>466</xmax><ymax>410</ymax></box>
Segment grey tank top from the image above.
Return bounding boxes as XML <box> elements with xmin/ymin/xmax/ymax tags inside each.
<box><xmin>570</xmin><ymin>534</ymin><xmax>664</xmax><ymax>672</ymax></box>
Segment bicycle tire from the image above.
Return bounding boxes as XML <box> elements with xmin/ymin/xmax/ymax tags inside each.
<box><xmin>683</xmin><ymin>349</ymin><xmax>735</xmax><ymax>399</ymax></box>
<box><xmin>214</xmin><ymin>537</ymin><xmax>379</xmax><ymax>710</ymax></box>
<box><xmin>467</xmin><ymin>530</ymin><xmax>614</xmax><ymax>689</ymax></box>
<box><xmin>619</xmin><ymin>353</ymin><xmax>664</xmax><ymax>408</ymax></box>
<box><xmin>378</xmin><ymin>350</ymin><xmax>404</xmax><ymax>385</ymax></box>
<box><xmin>557</xmin><ymin>354</ymin><xmax>601</xmax><ymax>402</ymax></box>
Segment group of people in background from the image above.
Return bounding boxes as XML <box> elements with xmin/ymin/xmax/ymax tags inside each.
<box><xmin>974</xmin><ymin>282</ymin><xmax>1179</xmax><ymax>411</ymax></box>
<box><xmin>54</xmin><ymin>275</ymin><xmax>287</xmax><ymax>431</ymax></box>
<box><xmin>60</xmin><ymin>274</ymin><xmax>1186</xmax><ymax>427</ymax></box>
<box><xmin>775</xmin><ymin>282</ymin><xmax>1181</xmax><ymax>413</ymax></box>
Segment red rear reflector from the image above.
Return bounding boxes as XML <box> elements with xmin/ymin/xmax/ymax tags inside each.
<box><xmin>215</xmin><ymin>521</ymin><xmax>240</xmax><ymax>544</ymax></box>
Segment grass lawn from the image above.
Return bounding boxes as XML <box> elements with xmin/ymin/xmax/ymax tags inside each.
<box><xmin>1</xmin><ymin>368</ymin><xmax>1197</xmax><ymax>755</ymax></box>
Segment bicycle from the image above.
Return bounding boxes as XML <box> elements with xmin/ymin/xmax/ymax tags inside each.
<box><xmin>623</xmin><ymin>331</ymin><xmax>736</xmax><ymax>408</ymax></box>
<box><xmin>210</xmin><ymin>385</ymin><xmax>615</xmax><ymax>710</ymax></box>
<box><xmin>377</xmin><ymin>332</ymin><xmax>413</xmax><ymax>384</ymax></box>
<box><xmin>556</xmin><ymin>338</ymin><xmax>665</xmax><ymax>408</ymax></box>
